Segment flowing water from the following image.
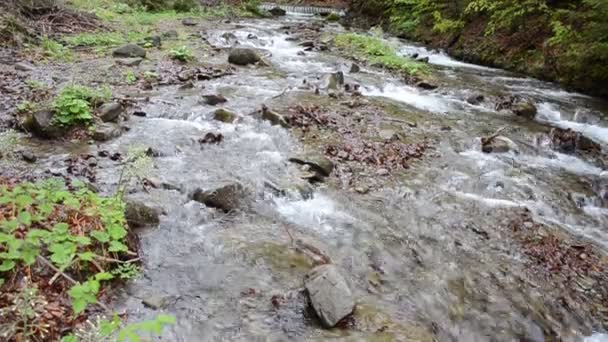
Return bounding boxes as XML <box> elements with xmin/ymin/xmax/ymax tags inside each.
<box><xmin>16</xmin><ymin>10</ymin><xmax>608</xmax><ymax>342</ymax></box>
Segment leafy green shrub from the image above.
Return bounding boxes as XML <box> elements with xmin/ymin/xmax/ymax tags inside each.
<box><xmin>432</xmin><ymin>11</ymin><xmax>464</xmax><ymax>33</ymax></box>
<box><xmin>126</xmin><ymin>0</ymin><xmax>198</xmax><ymax>12</ymax></box>
<box><xmin>326</xmin><ymin>13</ymin><xmax>340</xmax><ymax>22</ymax></box>
<box><xmin>52</xmin><ymin>85</ymin><xmax>110</xmax><ymax>126</ymax></box>
<box><xmin>61</xmin><ymin>314</ymin><xmax>176</xmax><ymax>342</ymax></box>
<box><xmin>124</xmin><ymin>70</ymin><xmax>137</xmax><ymax>84</ymax></box>
<box><xmin>41</xmin><ymin>36</ymin><xmax>73</xmax><ymax>61</ymax></box>
<box><xmin>0</xmin><ymin>179</ymin><xmax>134</xmax><ymax>315</ymax></box>
<box><xmin>66</xmin><ymin>31</ymin><xmax>125</xmax><ymax>48</ymax></box>
<box><xmin>334</xmin><ymin>33</ymin><xmax>429</xmax><ymax>75</ymax></box>
<box><xmin>169</xmin><ymin>45</ymin><xmax>194</xmax><ymax>62</ymax></box>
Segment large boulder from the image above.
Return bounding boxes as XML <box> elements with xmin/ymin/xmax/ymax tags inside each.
<box><xmin>304</xmin><ymin>264</ymin><xmax>355</xmax><ymax>328</ymax></box>
<box><xmin>512</xmin><ymin>100</ymin><xmax>537</xmax><ymax>119</ymax></box>
<box><xmin>30</xmin><ymin>110</ymin><xmax>64</xmax><ymax>139</ymax></box>
<box><xmin>98</xmin><ymin>102</ymin><xmax>123</xmax><ymax>122</ymax></box>
<box><xmin>125</xmin><ymin>200</ymin><xmax>160</xmax><ymax>228</ymax></box>
<box><xmin>190</xmin><ymin>183</ymin><xmax>249</xmax><ymax>212</ymax></box>
<box><xmin>228</xmin><ymin>48</ymin><xmax>261</xmax><ymax>66</ymax></box>
<box><xmin>261</xmin><ymin>106</ymin><xmax>290</xmax><ymax>128</ymax></box>
<box><xmin>113</xmin><ymin>44</ymin><xmax>146</xmax><ymax>58</ymax></box>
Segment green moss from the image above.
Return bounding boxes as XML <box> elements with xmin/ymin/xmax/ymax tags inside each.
<box><xmin>326</xmin><ymin>12</ymin><xmax>340</xmax><ymax>22</ymax></box>
<box><xmin>334</xmin><ymin>33</ymin><xmax>429</xmax><ymax>76</ymax></box>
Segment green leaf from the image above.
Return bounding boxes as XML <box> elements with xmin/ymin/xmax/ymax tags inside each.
<box><xmin>18</xmin><ymin>211</ymin><xmax>32</xmax><ymax>225</ymax></box>
<box><xmin>78</xmin><ymin>251</ymin><xmax>96</xmax><ymax>261</ymax></box>
<box><xmin>100</xmin><ymin>315</ymin><xmax>121</xmax><ymax>336</ymax></box>
<box><xmin>49</xmin><ymin>242</ymin><xmax>76</xmax><ymax>268</ymax></box>
<box><xmin>108</xmin><ymin>240</ymin><xmax>128</xmax><ymax>253</ymax></box>
<box><xmin>0</xmin><ymin>232</ymin><xmax>12</xmax><ymax>243</ymax></box>
<box><xmin>60</xmin><ymin>335</ymin><xmax>77</xmax><ymax>342</ymax></box>
<box><xmin>69</xmin><ymin>235</ymin><xmax>91</xmax><ymax>246</ymax></box>
<box><xmin>53</xmin><ymin>222</ymin><xmax>69</xmax><ymax>234</ymax></box>
<box><xmin>107</xmin><ymin>223</ymin><xmax>127</xmax><ymax>240</ymax></box>
<box><xmin>64</xmin><ymin>196</ymin><xmax>80</xmax><ymax>210</ymax></box>
<box><xmin>0</xmin><ymin>260</ymin><xmax>16</xmax><ymax>272</ymax></box>
<box><xmin>21</xmin><ymin>243</ymin><xmax>39</xmax><ymax>265</ymax></box>
<box><xmin>15</xmin><ymin>194</ymin><xmax>33</xmax><ymax>208</ymax></box>
<box><xmin>71</xmin><ymin>297</ymin><xmax>88</xmax><ymax>314</ymax></box>
<box><xmin>27</xmin><ymin>229</ymin><xmax>50</xmax><ymax>242</ymax></box>
<box><xmin>91</xmin><ymin>230</ymin><xmax>110</xmax><ymax>243</ymax></box>
<box><xmin>94</xmin><ymin>272</ymin><xmax>114</xmax><ymax>281</ymax></box>
<box><xmin>0</xmin><ymin>219</ymin><xmax>18</xmax><ymax>233</ymax></box>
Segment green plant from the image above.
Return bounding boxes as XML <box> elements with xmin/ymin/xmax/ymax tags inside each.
<box><xmin>143</xmin><ymin>71</ymin><xmax>159</xmax><ymax>82</ymax></box>
<box><xmin>334</xmin><ymin>33</ymin><xmax>429</xmax><ymax>75</ymax></box>
<box><xmin>0</xmin><ymin>130</ymin><xmax>19</xmax><ymax>159</ymax></box>
<box><xmin>41</xmin><ymin>36</ymin><xmax>73</xmax><ymax>61</ymax></box>
<box><xmin>61</xmin><ymin>314</ymin><xmax>175</xmax><ymax>342</ymax></box>
<box><xmin>0</xmin><ymin>179</ymin><xmax>133</xmax><ymax>317</ymax></box>
<box><xmin>0</xmin><ymin>280</ymin><xmax>50</xmax><ymax>341</ymax></box>
<box><xmin>16</xmin><ymin>100</ymin><xmax>36</xmax><ymax>113</ymax></box>
<box><xmin>116</xmin><ymin>145</ymin><xmax>153</xmax><ymax>198</ymax></box>
<box><xmin>432</xmin><ymin>11</ymin><xmax>464</xmax><ymax>33</ymax></box>
<box><xmin>124</xmin><ymin>70</ymin><xmax>137</xmax><ymax>84</ymax></box>
<box><xmin>169</xmin><ymin>45</ymin><xmax>194</xmax><ymax>62</ymax></box>
<box><xmin>25</xmin><ymin>79</ymin><xmax>46</xmax><ymax>91</ymax></box>
<box><xmin>465</xmin><ymin>0</ymin><xmax>548</xmax><ymax>35</ymax></box>
<box><xmin>66</xmin><ymin>31</ymin><xmax>125</xmax><ymax>48</ymax></box>
<box><xmin>52</xmin><ymin>85</ymin><xmax>111</xmax><ymax>126</ymax></box>
<box><xmin>111</xmin><ymin>263</ymin><xmax>141</xmax><ymax>279</ymax></box>
<box><xmin>326</xmin><ymin>12</ymin><xmax>340</xmax><ymax>22</ymax></box>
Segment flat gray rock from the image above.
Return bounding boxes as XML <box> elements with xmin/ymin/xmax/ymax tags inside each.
<box><xmin>304</xmin><ymin>264</ymin><xmax>355</xmax><ymax>328</ymax></box>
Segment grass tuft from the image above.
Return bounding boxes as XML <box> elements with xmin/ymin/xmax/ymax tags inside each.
<box><xmin>334</xmin><ymin>33</ymin><xmax>429</xmax><ymax>76</ymax></box>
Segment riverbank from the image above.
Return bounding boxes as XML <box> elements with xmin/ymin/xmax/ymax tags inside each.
<box><xmin>1</xmin><ymin>1</ymin><xmax>608</xmax><ymax>341</ymax></box>
<box><xmin>347</xmin><ymin>0</ymin><xmax>608</xmax><ymax>99</ymax></box>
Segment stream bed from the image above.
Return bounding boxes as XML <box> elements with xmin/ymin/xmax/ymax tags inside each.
<box><xmin>5</xmin><ymin>8</ymin><xmax>608</xmax><ymax>342</ymax></box>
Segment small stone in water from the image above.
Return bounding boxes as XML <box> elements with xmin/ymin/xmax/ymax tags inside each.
<box><xmin>376</xmin><ymin>168</ymin><xmax>389</xmax><ymax>176</ymax></box>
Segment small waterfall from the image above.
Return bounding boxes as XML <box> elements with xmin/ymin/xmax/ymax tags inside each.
<box><xmin>259</xmin><ymin>2</ymin><xmax>346</xmax><ymax>15</ymax></box>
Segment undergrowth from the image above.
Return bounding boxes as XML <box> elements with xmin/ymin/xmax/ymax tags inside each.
<box><xmin>52</xmin><ymin>85</ymin><xmax>111</xmax><ymax>127</ymax></box>
<box><xmin>334</xmin><ymin>33</ymin><xmax>429</xmax><ymax>76</ymax></box>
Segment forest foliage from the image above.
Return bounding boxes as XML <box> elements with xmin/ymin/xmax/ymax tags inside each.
<box><xmin>353</xmin><ymin>0</ymin><xmax>608</xmax><ymax>97</ymax></box>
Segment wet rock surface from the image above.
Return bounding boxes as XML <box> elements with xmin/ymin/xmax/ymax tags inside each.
<box><xmin>98</xmin><ymin>102</ymin><xmax>123</xmax><ymax>122</ymax></box>
<box><xmin>3</xmin><ymin>10</ymin><xmax>608</xmax><ymax>342</ymax></box>
<box><xmin>190</xmin><ymin>182</ymin><xmax>249</xmax><ymax>212</ymax></box>
<box><xmin>29</xmin><ymin>110</ymin><xmax>64</xmax><ymax>139</ymax></box>
<box><xmin>125</xmin><ymin>200</ymin><xmax>160</xmax><ymax>228</ymax></box>
<box><xmin>113</xmin><ymin>43</ymin><xmax>146</xmax><ymax>58</ymax></box>
<box><xmin>228</xmin><ymin>48</ymin><xmax>261</xmax><ymax>66</ymax></box>
<box><xmin>304</xmin><ymin>264</ymin><xmax>355</xmax><ymax>328</ymax></box>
